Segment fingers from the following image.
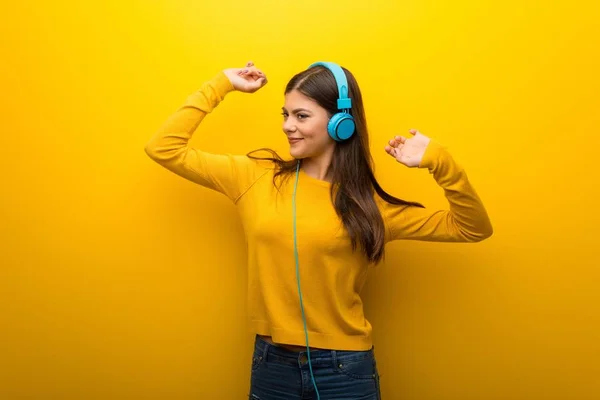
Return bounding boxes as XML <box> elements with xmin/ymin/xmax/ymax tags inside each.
<box><xmin>385</xmin><ymin>134</ymin><xmax>408</xmax><ymax>158</ymax></box>
<box><xmin>384</xmin><ymin>129</ymin><xmax>420</xmax><ymax>159</ymax></box>
<box><xmin>238</xmin><ymin>62</ymin><xmax>257</xmax><ymax>74</ymax></box>
<box><xmin>386</xmin><ymin>130</ymin><xmax>415</xmax><ymax>150</ymax></box>
<box><xmin>387</xmin><ymin>136</ymin><xmax>406</xmax><ymax>148</ymax></box>
<box><xmin>248</xmin><ymin>66</ymin><xmax>267</xmax><ymax>85</ymax></box>
<box><xmin>238</xmin><ymin>65</ymin><xmax>265</xmax><ymax>81</ymax></box>
<box><xmin>238</xmin><ymin>61</ymin><xmax>261</xmax><ymax>76</ymax></box>
<box><xmin>384</xmin><ymin>144</ymin><xmax>399</xmax><ymax>157</ymax></box>
<box><xmin>253</xmin><ymin>76</ymin><xmax>268</xmax><ymax>89</ymax></box>
<box><xmin>394</xmin><ymin>136</ymin><xmax>407</xmax><ymax>145</ymax></box>
<box><xmin>244</xmin><ymin>65</ymin><xmax>269</xmax><ymax>91</ymax></box>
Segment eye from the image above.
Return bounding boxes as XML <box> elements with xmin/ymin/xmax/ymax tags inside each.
<box><xmin>280</xmin><ymin>112</ymin><xmax>308</xmax><ymax>120</ymax></box>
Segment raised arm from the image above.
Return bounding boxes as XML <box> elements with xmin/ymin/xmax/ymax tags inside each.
<box><xmin>381</xmin><ymin>130</ymin><xmax>493</xmax><ymax>242</ymax></box>
<box><xmin>144</xmin><ymin>62</ymin><xmax>268</xmax><ymax>203</ymax></box>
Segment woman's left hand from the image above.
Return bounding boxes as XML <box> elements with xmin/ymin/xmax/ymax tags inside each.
<box><xmin>384</xmin><ymin>129</ymin><xmax>431</xmax><ymax>168</ymax></box>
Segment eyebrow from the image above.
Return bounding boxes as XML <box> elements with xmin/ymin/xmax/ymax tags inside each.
<box><xmin>281</xmin><ymin>107</ymin><xmax>312</xmax><ymax>113</ymax></box>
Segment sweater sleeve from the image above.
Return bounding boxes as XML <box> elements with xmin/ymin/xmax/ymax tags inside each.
<box><xmin>144</xmin><ymin>71</ymin><xmax>263</xmax><ymax>203</ymax></box>
<box><xmin>381</xmin><ymin>139</ymin><xmax>493</xmax><ymax>243</ymax></box>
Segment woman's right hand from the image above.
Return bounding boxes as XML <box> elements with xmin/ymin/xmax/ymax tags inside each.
<box><xmin>223</xmin><ymin>61</ymin><xmax>268</xmax><ymax>93</ymax></box>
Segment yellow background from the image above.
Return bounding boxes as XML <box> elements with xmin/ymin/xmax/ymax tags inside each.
<box><xmin>1</xmin><ymin>0</ymin><xmax>599</xmax><ymax>398</ymax></box>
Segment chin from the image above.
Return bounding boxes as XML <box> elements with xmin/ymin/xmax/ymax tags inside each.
<box><xmin>289</xmin><ymin>148</ymin><xmax>305</xmax><ymax>159</ymax></box>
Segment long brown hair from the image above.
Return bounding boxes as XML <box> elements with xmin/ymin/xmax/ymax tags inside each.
<box><xmin>247</xmin><ymin>64</ymin><xmax>424</xmax><ymax>264</ymax></box>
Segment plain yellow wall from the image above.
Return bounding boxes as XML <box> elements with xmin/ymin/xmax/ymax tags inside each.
<box><xmin>1</xmin><ymin>0</ymin><xmax>599</xmax><ymax>399</ymax></box>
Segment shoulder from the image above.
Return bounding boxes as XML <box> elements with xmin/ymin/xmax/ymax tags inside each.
<box><xmin>226</xmin><ymin>153</ymin><xmax>275</xmax><ymax>180</ymax></box>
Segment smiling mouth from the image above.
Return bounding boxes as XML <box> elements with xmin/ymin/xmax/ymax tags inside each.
<box><xmin>288</xmin><ymin>138</ymin><xmax>303</xmax><ymax>143</ymax></box>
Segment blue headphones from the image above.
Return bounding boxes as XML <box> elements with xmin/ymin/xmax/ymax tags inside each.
<box><xmin>307</xmin><ymin>61</ymin><xmax>355</xmax><ymax>142</ymax></box>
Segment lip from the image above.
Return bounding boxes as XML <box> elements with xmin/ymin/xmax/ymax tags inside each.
<box><xmin>288</xmin><ymin>138</ymin><xmax>303</xmax><ymax>144</ymax></box>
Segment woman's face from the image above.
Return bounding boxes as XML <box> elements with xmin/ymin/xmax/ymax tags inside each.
<box><xmin>282</xmin><ymin>89</ymin><xmax>335</xmax><ymax>159</ymax></box>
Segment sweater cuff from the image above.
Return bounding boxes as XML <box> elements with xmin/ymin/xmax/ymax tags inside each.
<box><xmin>418</xmin><ymin>139</ymin><xmax>446</xmax><ymax>170</ymax></box>
<box><xmin>185</xmin><ymin>70</ymin><xmax>237</xmax><ymax>113</ymax></box>
<box><xmin>211</xmin><ymin>70</ymin><xmax>236</xmax><ymax>97</ymax></box>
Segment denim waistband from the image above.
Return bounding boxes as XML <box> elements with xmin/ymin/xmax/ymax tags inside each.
<box><xmin>253</xmin><ymin>334</ymin><xmax>375</xmax><ymax>367</ymax></box>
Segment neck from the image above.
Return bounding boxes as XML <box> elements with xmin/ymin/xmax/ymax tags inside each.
<box><xmin>301</xmin><ymin>149</ymin><xmax>334</xmax><ymax>183</ymax></box>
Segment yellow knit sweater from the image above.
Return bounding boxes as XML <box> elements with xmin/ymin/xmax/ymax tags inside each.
<box><xmin>144</xmin><ymin>71</ymin><xmax>493</xmax><ymax>351</ymax></box>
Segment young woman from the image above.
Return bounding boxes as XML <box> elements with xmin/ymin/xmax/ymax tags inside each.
<box><xmin>145</xmin><ymin>60</ymin><xmax>493</xmax><ymax>399</ymax></box>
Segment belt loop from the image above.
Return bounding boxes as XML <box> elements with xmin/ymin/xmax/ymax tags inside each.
<box><xmin>261</xmin><ymin>338</ymin><xmax>270</xmax><ymax>362</ymax></box>
<box><xmin>297</xmin><ymin>352</ymin><xmax>305</xmax><ymax>368</ymax></box>
<box><xmin>331</xmin><ymin>349</ymin><xmax>338</xmax><ymax>368</ymax></box>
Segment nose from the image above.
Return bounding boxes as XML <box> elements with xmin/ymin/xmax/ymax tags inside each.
<box><xmin>283</xmin><ymin>118</ymin><xmax>296</xmax><ymax>134</ymax></box>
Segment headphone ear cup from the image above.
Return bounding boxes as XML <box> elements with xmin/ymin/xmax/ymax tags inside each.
<box><xmin>328</xmin><ymin>113</ymin><xmax>355</xmax><ymax>142</ymax></box>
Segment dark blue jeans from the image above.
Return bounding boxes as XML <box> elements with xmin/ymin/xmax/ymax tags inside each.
<box><xmin>248</xmin><ymin>334</ymin><xmax>382</xmax><ymax>399</ymax></box>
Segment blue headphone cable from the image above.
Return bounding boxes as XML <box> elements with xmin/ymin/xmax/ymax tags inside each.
<box><xmin>292</xmin><ymin>159</ymin><xmax>321</xmax><ymax>399</ymax></box>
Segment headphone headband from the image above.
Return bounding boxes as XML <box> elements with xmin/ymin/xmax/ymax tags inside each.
<box><xmin>308</xmin><ymin>61</ymin><xmax>352</xmax><ymax>111</ymax></box>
